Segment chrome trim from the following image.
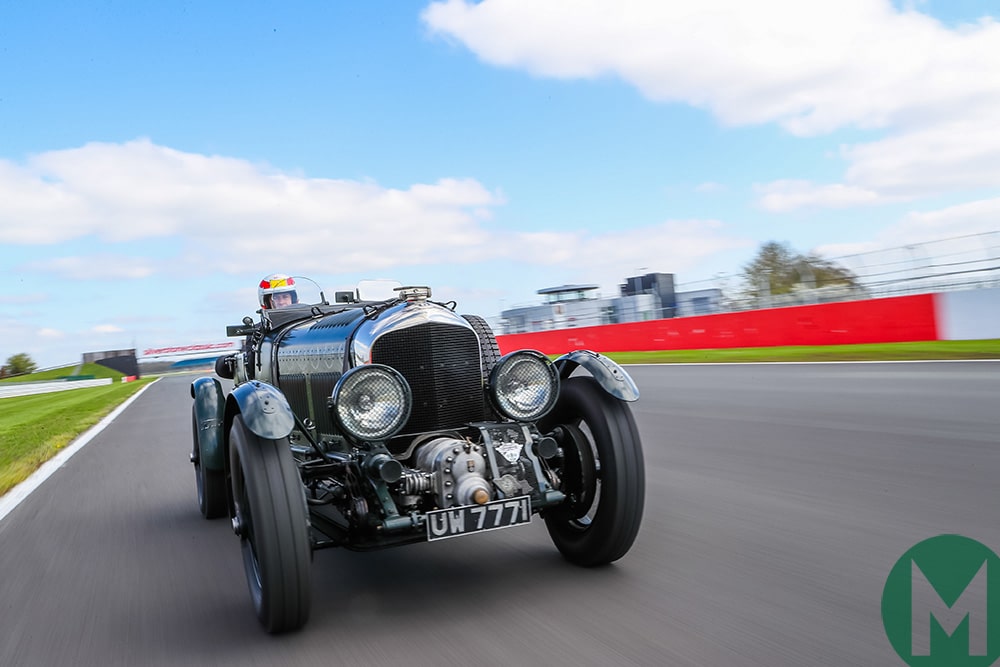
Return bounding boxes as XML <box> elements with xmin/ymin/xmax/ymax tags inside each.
<box><xmin>351</xmin><ymin>301</ymin><xmax>473</xmax><ymax>366</ymax></box>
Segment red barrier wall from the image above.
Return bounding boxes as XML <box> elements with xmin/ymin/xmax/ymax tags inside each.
<box><xmin>496</xmin><ymin>294</ymin><xmax>939</xmax><ymax>355</ymax></box>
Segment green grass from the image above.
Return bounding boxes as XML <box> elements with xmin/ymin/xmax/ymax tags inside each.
<box><xmin>0</xmin><ymin>363</ymin><xmax>127</xmax><ymax>383</ymax></box>
<box><xmin>0</xmin><ymin>378</ymin><xmax>154</xmax><ymax>496</ymax></box>
<box><xmin>600</xmin><ymin>339</ymin><xmax>1000</xmax><ymax>364</ymax></box>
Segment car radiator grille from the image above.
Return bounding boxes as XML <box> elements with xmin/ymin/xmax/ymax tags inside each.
<box><xmin>371</xmin><ymin>322</ymin><xmax>485</xmax><ymax>435</ymax></box>
<box><xmin>277</xmin><ymin>372</ymin><xmax>343</xmax><ymax>437</ymax></box>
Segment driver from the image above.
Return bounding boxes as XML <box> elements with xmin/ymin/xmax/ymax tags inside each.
<box><xmin>258</xmin><ymin>273</ymin><xmax>299</xmax><ymax>309</ymax></box>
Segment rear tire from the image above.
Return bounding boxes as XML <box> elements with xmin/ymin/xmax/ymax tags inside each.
<box><xmin>192</xmin><ymin>406</ymin><xmax>227</xmax><ymax>519</ymax></box>
<box><xmin>229</xmin><ymin>415</ymin><xmax>311</xmax><ymax>633</ymax></box>
<box><xmin>541</xmin><ymin>376</ymin><xmax>645</xmax><ymax>566</ymax></box>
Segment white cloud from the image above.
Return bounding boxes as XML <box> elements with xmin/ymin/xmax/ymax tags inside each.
<box><xmin>814</xmin><ymin>197</ymin><xmax>1000</xmax><ymax>258</ymax></box>
<box><xmin>758</xmin><ymin>113</ymin><xmax>1000</xmax><ymax>210</ymax></box>
<box><xmin>0</xmin><ymin>139</ymin><xmax>501</xmax><ymax>244</ymax></box>
<box><xmin>0</xmin><ymin>139</ymin><xmax>507</xmax><ymax>274</ymax></box>
<box><xmin>92</xmin><ymin>324</ymin><xmax>125</xmax><ymax>334</ymax></box>
<box><xmin>422</xmin><ymin>0</ymin><xmax>999</xmax><ymax>134</ymax></box>
<box><xmin>0</xmin><ymin>139</ymin><xmax>747</xmax><ymax>282</ymax></box>
<box><xmin>38</xmin><ymin>328</ymin><xmax>64</xmax><ymax>339</ymax></box>
<box><xmin>841</xmin><ymin>116</ymin><xmax>1000</xmax><ymax>196</ymax></box>
<box><xmin>883</xmin><ymin>197</ymin><xmax>1000</xmax><ymax>244</ymax></box>
<box><xmin>24</xmin><ymin>256</ymin><xmax>158</xmax><ymax>280</ymax></box>
<box><xmin>423</xmin><ymin>0</ymin><xmax>1000</xmax><ymax>209</ymax></box>
<box><xmin>502</xmin><ymin>219</ymin><xmax>752</xmax><ymax>293</ymax></box>
<box><xmin>756</xmin><ymin>181</ymin><xmax>885</xmax><ymax>212</ymax></box>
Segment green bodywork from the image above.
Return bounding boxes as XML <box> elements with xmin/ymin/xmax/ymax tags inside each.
<box><xmin>192</xmin><ymin>377</ymin><xmax>296</xmax><ymax>472</ymax></box>
<box><xmin>191</xmin><ymin>377</ymin><xmax>226</xmax><ymax>471</ymax></box>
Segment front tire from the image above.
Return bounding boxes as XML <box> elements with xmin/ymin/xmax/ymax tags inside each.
<box><xmin>192</xmin><ymin>406</ymin><xmax>227</xmax><ymax>519</ymax></box>
<box><xmin>542</xmin><ymin>376</ymin><xmax>645</xmax><ymax>566</ymax></box>
<box><xmin>229</xmin><ymin>415</ymin><xmax>311</xmax><ymax>633</ymax></box>
<box><xmin>463</xmin><ymin>314</ymin><xmax>501</xmax><ymax>383</ymax></box>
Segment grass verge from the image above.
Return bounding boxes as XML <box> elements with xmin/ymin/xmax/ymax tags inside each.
<box><xmin>0</xmin><ymin>378</ymin><xmax>155</xmax><ymax>497</ymax></box>
<box><xmin>601</xmin><ymin>339</ymin><xmax>1000</xmax><ymax>364</ymax></box>
<box><xmin>0</xmin><ymin>363</ymin><xmax>129</xmax><ymax>383</ymax></box>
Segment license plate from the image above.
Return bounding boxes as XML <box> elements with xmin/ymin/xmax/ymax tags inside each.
<box><xmin>426</xmin><ymin>496</ymin><xmax>532</xmax><ymax>542</ymax></box>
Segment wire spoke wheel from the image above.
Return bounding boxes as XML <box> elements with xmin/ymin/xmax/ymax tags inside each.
<box><xmin>542</xmin><ymin>376</ymin><xmax>645</xmax><ymax>566</ymax></box>
<box><xmin>229</xmin><ymin>415</ymin><xmax>311</xmax><ymax>633</ymax></box>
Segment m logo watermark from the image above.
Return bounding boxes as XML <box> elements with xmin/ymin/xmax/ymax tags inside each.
<box><xmin>882</xmin><ymin>535</ymin><xmax>1000</xmax><ymax>666</ymax></box>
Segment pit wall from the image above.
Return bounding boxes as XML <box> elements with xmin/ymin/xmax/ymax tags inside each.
<box><xmin>495</xmin><ymin>289</ymin><xmax>1000</xmax><ymax>355</ymax></box>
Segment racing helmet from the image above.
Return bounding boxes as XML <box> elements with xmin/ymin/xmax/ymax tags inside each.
<box><xmin>258</xmin><ymin>273</ymin><xmax>299</xmax><ymax>309</ymax></box>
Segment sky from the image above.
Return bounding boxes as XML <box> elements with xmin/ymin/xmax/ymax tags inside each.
<box><xmin>2</xmin><ymin>0</ymin><xmax>1000</xmax><ymax>369</ymax></box>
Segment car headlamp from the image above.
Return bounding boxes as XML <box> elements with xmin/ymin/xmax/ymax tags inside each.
<box><xmin>489</xmin><ymin>350</ymin><xmax>559</xmax><ymax>422</ymax></box>
<box><xmin>331</xmin><ymin>365</ymin><xmax>412</xmax><ymax>441</ymax></box>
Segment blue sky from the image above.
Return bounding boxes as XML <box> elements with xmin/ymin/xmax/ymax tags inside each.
<box><xmin>2</xmin><ymin>0</ymin><xmax>999</xmax><ymax>368</ymax></box>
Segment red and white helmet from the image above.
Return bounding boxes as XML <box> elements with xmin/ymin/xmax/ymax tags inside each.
<box><xmin>258</xmin><ymin>273</ymin><xmax>298</xmax><ymax>309</ymax></box>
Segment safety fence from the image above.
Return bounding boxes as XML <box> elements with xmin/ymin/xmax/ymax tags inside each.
<box><xmin>686</xmin><ymin>230</ymin><xmax>1000</xmax><ymax>312</ymax></box>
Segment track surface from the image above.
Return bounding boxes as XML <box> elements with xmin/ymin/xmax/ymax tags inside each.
<box><xmin>1</xmin><ymin>363</ymin><xmax>997</xmax><ymax>666</ymax></box>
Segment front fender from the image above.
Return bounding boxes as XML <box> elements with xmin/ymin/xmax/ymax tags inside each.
<box><xmin>553</xmin><ymin>350</ymin><xmax>640</xmax><ymax>402</ymax></box>
<box><xmin>226</xmin><ymin>380</ymin><xmax>295</xmax><ymax>440</ymax></box>
<box><xmin>191</xmin><ymin>376</ymin><xmax>226</xmax><ymax>471</ymax></box>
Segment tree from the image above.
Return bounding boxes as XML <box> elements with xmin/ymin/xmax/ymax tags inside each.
<box><xmin>5</xmin><ymin>353</ymin><xmax>38</xmax><ymax>376</ymax></box>
<box><xmin>741</xmin><ymin>241</ymin><xmax>859</xmax><ymax>301</ymax></box>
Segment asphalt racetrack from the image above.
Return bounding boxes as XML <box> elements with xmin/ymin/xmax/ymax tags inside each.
<box><xmin>1</xmin><ymin>362</ymin><xmax>997</xmax><ymax>666</ymax></box>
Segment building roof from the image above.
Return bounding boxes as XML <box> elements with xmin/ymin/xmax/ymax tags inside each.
<box><xmin>536</xmin><ymin>284</ymin><xmax>599</xmax><ymax>295</ymax></box>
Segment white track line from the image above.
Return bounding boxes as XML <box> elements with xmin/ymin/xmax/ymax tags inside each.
<box><xmin>0</xmin><ymin>379</ymin><xmax>159</xmax><ymax>524</ymax></box>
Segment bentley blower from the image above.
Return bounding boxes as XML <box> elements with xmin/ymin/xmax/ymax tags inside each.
<box><xmin>190</xmin><ymin>278</ymin><xmax>645</xmax><ymax>632</ymax></box>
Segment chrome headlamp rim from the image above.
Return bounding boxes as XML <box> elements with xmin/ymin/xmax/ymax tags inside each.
<box><xmin>330</xmin><ymin>364</ymin><xmax>412</xmax><ymax>441</ymax></box>
<box><xmin>488</xmin><ymin>350</ymin><xmax>560</xmax><ymax>422</ymax></box>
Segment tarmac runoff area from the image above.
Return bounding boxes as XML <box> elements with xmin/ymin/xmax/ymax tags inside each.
<box><xmin>0</xmin><ymin>378</ymin><xmax>113</xmax><ymax>398</ymax></box>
